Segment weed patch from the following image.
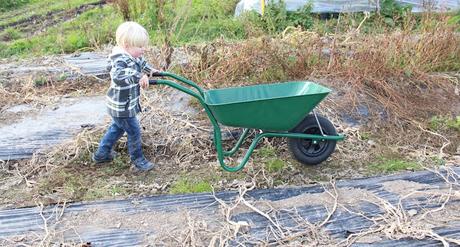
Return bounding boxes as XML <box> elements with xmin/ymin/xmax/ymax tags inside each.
<box><xmin>265</xmin><ymin>158</ymin><xmax>285</xmax><ymax>173</ymax></box>
<box><xmin>430</xmin><ymin>116</ymin><xmax>460</xmax><ymax>132</ymax></box>
<box><xmin>0</xmin><ymin>27</ymin><xmax>22</xmax><ymax>41</ymax></box>
<box><xmin>370</xmin><ymin>158</ymin><xmax>421</xmax><ymax>173</ymax></box>
<box><xmin>256</xmin><ymin>146</ymin><xmax>277</xmax><ymax>159</ymax></box>
<box><xmin>170</xmin><ymin>177</ymin><xmax>212</xmax><ymax>194</ymax></box>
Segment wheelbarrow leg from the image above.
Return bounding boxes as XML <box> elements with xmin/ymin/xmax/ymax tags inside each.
<box><xmin>223</xmin><ymin>128</ymin><xmax>250</xmax><ymax>157</ymax></box>
<box><xmin>215</xmin><ymin>131</ymin><xmax>270</xmax><ymax>172</ymax></box>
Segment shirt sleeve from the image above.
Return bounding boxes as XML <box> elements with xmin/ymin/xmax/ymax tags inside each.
<box><xmin>138</xmin><ymin>56</ymin><xmax>160</xmax><ymax>76</ymax></box>
<box><xmin>110</xmin><ymin>58</ymin><xmax>143</xmax><ymax>86</ymax></box>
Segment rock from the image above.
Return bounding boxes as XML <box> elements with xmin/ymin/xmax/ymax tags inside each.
<box><xmin>131</xmin><ymin>199</ymin><xmax>143</xmax><ymax>205</ymax></box>
<box><xmin>237</xmin><ymin>221</ymin><xmax>250</xmax><ymax>233</ymax></box>
<box><xmin>408</xmin><ymin>209</ymin><xmax>418</xmax><ymax>216</ymax></box>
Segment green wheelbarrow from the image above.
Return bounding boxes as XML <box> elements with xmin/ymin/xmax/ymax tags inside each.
<box><xmin>150</xmin><ymin>72</ymin><xmax>344</xmax><ymax>172</ymax></box>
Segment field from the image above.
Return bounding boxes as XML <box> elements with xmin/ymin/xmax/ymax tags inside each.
<box><xmin>0</xmin><ymin>0</ymin><xmax>459</xmax><ymax>245</ymax></box>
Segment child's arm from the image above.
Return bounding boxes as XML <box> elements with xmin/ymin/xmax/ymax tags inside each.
<box><xmin>110</xmin><ymin>59</ymin><xmax>143</xmax><ymax>86</ymax></box>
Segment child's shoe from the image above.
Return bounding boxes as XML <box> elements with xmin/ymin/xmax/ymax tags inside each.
<box><xmin>132</xmin><ymin>158</ymin><xmax>155</xmax><ymax>172</ymax></box>
<box><xmin>92</xmin><ymin>150</ymin><xmax>118</xmax><ymax>164</ymax></box>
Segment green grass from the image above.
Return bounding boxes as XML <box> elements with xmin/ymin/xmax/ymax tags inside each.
<box><xmin>0</xmin><ymin>27</ymin><xmax>22</xmax><ymax>41</ymax></box>
<box><xmin>0</xmin><ymin>5</ymin><xmax>122</xmax><ymax>58</ymax></box>
<box><xmin>0</xmin><ymin>0</ymin><xmax>30</xmax><ymax>13</ymax></box>
<box><xmin>370</xmin><ymin>158</ymin><xmax>421</xmax><ymax>173</ymax></box>
<box><xmin>265</xmin><ymin>158</ymin><xmax>285</xmax><ymax>172</ymax></box>
<box><xmin>84</xmin><ymin>182</ymin><xmax>128</xmax><ymax>201</ymax></box>
<box><xmin>0</xmin><ymin>0</ymin><xmax>101</xmax><ymax>27</ymax></box>
<box><xmin>101</xmin><ymin>156</ymin><xmax>130</xmax><ymax>175</ymax></box>
<box><xmin>33</xmin><ymin>76</ymin><xmax>47</xmax><ymax>87</ymax></box>
<box><xmin>170</xmin><ymin>177</ymin><xmax>212</xmax><ymax>194</ymax></box>
<box><xmin>135</xmin><ymin>0</ymin><xmax>245</xmax><ymax>45</ymax></box>
<box><xmin>430</xmin><ymin>115</ymin><xmax>460</xmax><ymax>132</ymax></box>
<box><xmin>38</xmin><ymin>169</ymin><xmax>86</xmax><ymax>199</ymax></box>
<box><xmin>36</xmin><ymin>154</ymin><xmax>132</xmax><ymax>201</ymax></box>
<box><xmin>257</xmin><ymin>146</ymin><xmax>277</xmax><ymax>159</ymax></box>
<box><xmin>359</xmin><ymin>131</ymin><xmax>371</xmax><ymax>141</ymax></box>
<box><xmin>256</xmin><ymin>146</ymin><xmax>286</xmax><ymax>173</ymax></box>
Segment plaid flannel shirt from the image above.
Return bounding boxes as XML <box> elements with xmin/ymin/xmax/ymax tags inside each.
<box><xmin>106</xmin><ymin>48</ymin><xmax>158</xmax><ymax>118</ymax></box>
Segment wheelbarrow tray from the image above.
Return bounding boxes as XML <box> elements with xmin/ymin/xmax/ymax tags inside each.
<box><xmin>204</xmin><ymin>81</ymin><xmax>331</xmax><ymax>131</ymax></box>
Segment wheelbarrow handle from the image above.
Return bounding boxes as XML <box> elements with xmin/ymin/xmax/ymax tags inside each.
<box><xmin>148</xmin><ymin>72</ymin><xmax>205</xmax><ymax>97</ymax></box>
<box><xmin>148</xmin><ymin>71</ymin><xmax>165</xmax><ymax>85</ymax></box>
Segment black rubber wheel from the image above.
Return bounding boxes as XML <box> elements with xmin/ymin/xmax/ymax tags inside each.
<box><xmin>288</xmin><ymin>114</ymin><xmax>337</xmax><ymax>165</ymax></box>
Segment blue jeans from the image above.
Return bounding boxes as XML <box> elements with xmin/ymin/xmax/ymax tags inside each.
<box><xmin>95</xmin><ymin>116</ymin><xmax>145</xmax><ymax>163</ymax></box>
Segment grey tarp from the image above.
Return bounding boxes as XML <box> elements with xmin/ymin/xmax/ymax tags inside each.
<box><xmin>1</xmin><ymin>167</ymin><xmax>459</xmax><ymax>246</ymax></box>
<box><xmin>235</xmin><ymin>0</ymin><xmax>460</xmax><ymax>16</ymax></box>
<box><xmin>0</xmin><ymin>96</ymin><xmax>107</xmax><ymax>161</ymax></box>
<box><xmin>0</xmin><ymin>52</ymin><xmax>109</xmax><ymax>161</ymax></box>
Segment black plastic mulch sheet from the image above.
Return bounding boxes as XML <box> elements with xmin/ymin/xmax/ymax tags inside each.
<box><xmin>1</xmin><ymin>167</ymin><xmax>459</xmax><ymax>246</ymax></box>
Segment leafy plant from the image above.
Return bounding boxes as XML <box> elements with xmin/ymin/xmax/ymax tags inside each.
<box><xmin>286</xmin><ymin>4</ymin><xmax>313</xmax><ymax>30</ymax></box>
<box><xmin>243</xmin><ymin>0</ymin><xmax>313</xmax><ymax>35</ymax></box>
<box><xmin>262</xmin><ymin>0</ymin><xmax>289</xmax><ymax>34</ymax></box>
<box><xmin>379</xmin><ymin>0</ymin><xmax>412</xmax><ymax>27</ymax></box>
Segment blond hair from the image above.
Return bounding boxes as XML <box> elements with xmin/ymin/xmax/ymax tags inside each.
<box><xmin>115</xmin><ymin>21</ymin><xmax>149</xmax><ymax>48</ymax></box>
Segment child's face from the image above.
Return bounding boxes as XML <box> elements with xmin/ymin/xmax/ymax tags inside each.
<box><xmin>124</xmin><ymin>46</ymin><xmax>145</xmax><ymax>58</ymax></box>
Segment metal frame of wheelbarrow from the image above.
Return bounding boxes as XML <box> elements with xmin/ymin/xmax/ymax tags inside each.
<box><xmin>149</xmin><ymin>72</ymin><xmax>344</xmax><ymax>172</ymax></box>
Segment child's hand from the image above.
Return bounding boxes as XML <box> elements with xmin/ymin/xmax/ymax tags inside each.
<box><xmin>140</xmin><ymin>74</ymin><xmax>149</xmax><ymax>89</ymax></box>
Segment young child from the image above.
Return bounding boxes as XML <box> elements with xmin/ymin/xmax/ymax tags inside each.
<box><xmin>92</xmin><ymin>21</ymin><xmax>159</xmax><ymax>172</ymax></box>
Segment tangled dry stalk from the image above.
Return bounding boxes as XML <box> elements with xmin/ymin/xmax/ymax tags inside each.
<box><xmin>153</xmin><ymin>179</ymin><xmax>341</xmax><ymax>246</ymax></box>
<box><xmin>341</xmin><ymin>166</ymin><xmax>460</xmax><ymax>247</ymax></box>
<box><xmin>140</xmin><ymin>88</ymin><xmax>215</xmax><ymax>169</ymax></box>
<box><xmin>1</xmin><ymin>166</ymin><xmax>460</xmax><ymax>246</ymax></box>
<box><xmin>154</xmin><ymin>166</ymin><xmax>460</xmax><ymax>246</ymax></box>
